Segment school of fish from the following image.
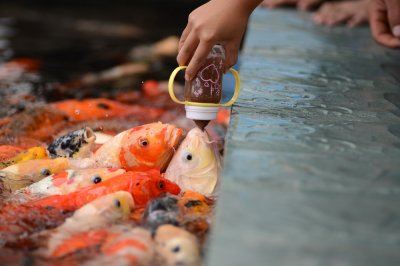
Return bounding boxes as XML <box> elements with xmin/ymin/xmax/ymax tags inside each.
<box><xmin>0</xmin><ymin>58</ymin><xmax>229</xmax><ymax>265</ymax></box>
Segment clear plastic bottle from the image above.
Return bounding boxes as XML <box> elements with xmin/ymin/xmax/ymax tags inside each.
<box><xmin>184</xmin><ymin>44</ymin><xmax>225</xmax><ymax>130</ymax></box>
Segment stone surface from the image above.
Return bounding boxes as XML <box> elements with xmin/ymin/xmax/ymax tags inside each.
<box><xmin>207</xmin><ymin>8</ymin><xmax>400</xmax><ymax>266</ymax></box>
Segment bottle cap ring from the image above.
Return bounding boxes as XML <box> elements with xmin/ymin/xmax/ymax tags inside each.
<box><xmin>168</xmin><ymin>66</ymin><xmax>241</xmax><ymax>107</ymax></box>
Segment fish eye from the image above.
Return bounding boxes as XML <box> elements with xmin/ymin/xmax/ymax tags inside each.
<box><xmin>182</xmin><ymin>152</ymin><xmax>193</xmax><ymax>161</ymax></box>
<box><xmin>92</xmin><ymin>175</ymin><xmax>102</xmax><ymax>184</ymax></box>
<box><xmin>158</xmin><ymin>181</ymin><xmax>165</xmax><ymax>190</ymax></box>
<box><xmin>41</xmin><ymin>168</ymin><xmax>51</xmax><ymax>176</ymax></box>
<box><xmin>139</xmin><ymin>138</ymin><xmax>149</xmax><ymax>147</ymax></box>
<box><xmin>171</xmin><ymin>245</ymin><xmax>181</xmax><ymax>253</ymax></box>
<box><xmin>114</xmin><ymin>199</ymin><xmax>121</xmax><ymax>208</ymax></box>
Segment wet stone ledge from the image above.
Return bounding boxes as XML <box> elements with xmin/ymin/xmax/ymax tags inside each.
<box><xmin>207</xmin><ymin>8</ymin><xmax>400</xmax><ymax>266</ymax></box>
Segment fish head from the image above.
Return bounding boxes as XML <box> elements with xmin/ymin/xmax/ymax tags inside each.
<box><xmin>1</xmin><ymin>158</ymin><xmax>69</xmax><ymax>184</ymax></box>
<box><xmin>47</xmin><ymin>127</ymin><xmax>96</xmax><ymax>159</ymax></box>
<box><xmin>53</xmin><ymin>168</ymin><xmax>126</xmax><ymax>194</ymax></box>
<box><xmin>164</xmin><ymin>127</ymin><xmax>220</xmax><ymax>195</ymax></box>
<box><xmin>76</xmin><ymin>191</ymin><xmax>135</xmax><ymax>222</ymax></box>
<box><xmin>154</xmin><ymin>225</ymin><xmax>200</xmax><ymax>266</ymax></box>
<box><xmin>119</xmin><ymin>122</ymin><xmax>183</xmax><ymax>171</ymax></box>
<box><xmin>132</xmin><ymin>169</ymin><xmax>181</xmax><ymax>206</ymax></box>
<box><xmin>153</xmin><ymin>177</ymin><xmax>181</xmax><ymax>197</ymax></box>
<box><xmin>179</xmin><ymin>190</ymin><xmax>214</xmax><ymax>216</ymax></box>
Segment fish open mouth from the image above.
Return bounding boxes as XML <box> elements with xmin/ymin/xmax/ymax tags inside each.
<box><xmin>157</xmin><ymin>125</ymin><xmax>183</xmax><ymax>172</ymax></box>
<box><xmin>165</xmin><ymin>125</ymin><xmax>183</xmax><ymax>149</ymax></box>
<box><xmin>83</xmin><ymin>127</ymin><xmax>96</xmax><ymax>144</ymax></box>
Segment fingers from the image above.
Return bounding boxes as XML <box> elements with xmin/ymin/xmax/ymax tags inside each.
<box><xmin>347</xmin><ymin>15</ymin><xmax>366</xmax><ymax>28</ymax></box>
<box><xmin>185</xmin><ymin>41</ymin><xmax>213</xmax><ymax>81</ymax></box>
<box><xmin>178</xmin><ymin>24</ymin><xmax>192</xmax><ymax>52</ymax></box>
<box><xmin>313</xmin><ymin>3</ymin><xmax>350</xmax><ymax>26</ymax></box>
<box><xmin>224</xmin><ymin>43</ymin><xmax>239</xmax><ymax>72</ymax></box>
<box><xmin>369</xmin><ymin>0</ymin><xmax>400</xmax><ymax>48</ymax></box>
<box><xmin>261</xmin><ymin>0</ymin><xmax>297</xmax><ymax>8</ymax></box>
<box><xmin>177</xmin><ymin>31</ymin><xmax>199</xmax><ymax>67</ymax></box>
<box><xmin>298</xmin><ymin>0</ymin><xmax>322</xmax><ymax>11</ymax></box>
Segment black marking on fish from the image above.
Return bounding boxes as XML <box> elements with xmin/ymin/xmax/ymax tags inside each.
<box><xmin>184</xmin><ymin>200</ymin><xmax>201</xmax><ymax>208</ymax></box>
<box><xmin>143</xmin><ymin>196</ymin><xmax>180</xmax><ymax>233</ymax></box>
<box><xmin>47</xmin><ymin>127</ymin><xmax>91</xmax><ymax>158</ymax></box>
<box><xmin>97</xmin><ymin>102</ymin><xmax>110</xmax><ymax>110</ymax></box>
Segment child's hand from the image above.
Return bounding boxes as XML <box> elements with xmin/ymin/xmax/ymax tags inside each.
<box><xmin>369</xmin><ymin>0</ymin><xmax>400</xmax><ymax>48</ymax></box>
<box><xmin>261</xmin><ymin>0</ymin><xmax>323</xmax><ymax>11</ymax></box>
<box><xmin>177</xmin><ymin>0</ymin><xmax>261</xmax><ymax>81</ymax></box>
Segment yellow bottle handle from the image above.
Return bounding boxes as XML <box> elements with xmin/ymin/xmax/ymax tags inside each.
<box><xmin>168</xmin><ymin>66</ymin><xmax>241</xmax><ymax>107</ymax></box>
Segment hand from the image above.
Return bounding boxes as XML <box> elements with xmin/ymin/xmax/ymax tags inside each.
<box><xmin>177</xmin><ymin>0</ymin><xmax>261</xmax><ymax>80</ymax></box>
<box><xmin>312</xmin><ymin>0</ymin><xmax>369</xmax><ymax>27</ymax></box>
<box><xmin>261</xmin><ymin>0</ymin><xmax>323</xmax><ymax>11</ymax></box>
<box><xmin>369</xmin><ymin>0</ymin><xmax>400</xmax><ymax>48</ymax></box>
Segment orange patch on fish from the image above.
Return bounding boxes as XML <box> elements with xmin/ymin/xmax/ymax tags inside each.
<box><xmin>102</xmin><ymin>239</ymin><xmax>148</xmax><ymax>255</ymax></box>
<box><xmin>50</xmin><ymin>229</ymin><xmax>109</xmax><ymax>258</ymax></box>
<box><xmin>51</xmin><ymin>171</ymin><xmax>69</xmax><ymax>187</ymax></box>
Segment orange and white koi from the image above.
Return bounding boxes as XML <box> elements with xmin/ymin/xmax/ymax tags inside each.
<box><xmin>40</xmin><ymin>191</ymin><xmax>134</xmax><ymax>257</ymax></box>
<box><xmin>0</xmin><ymin>158</ymin><xmax>69</xmax><ymax>193</ymax></box>
<box><xmin>28</xmin><ymin>169</ymin><xmax>181</xmax><ymax>210</ymax></box>
<box><xmin>86</xmin><ymin>227</ymin><xmax>154</xmax><ymax>266</ymax></box>
<box><xmin>72</xmin><ymin>122</ymin><xmax>183</xmax><ymax>172</ymax></box>
<box><xmin>16</xmin><ymin>168</ymin><xmax>126</xmax><ymax>199</ymax></box>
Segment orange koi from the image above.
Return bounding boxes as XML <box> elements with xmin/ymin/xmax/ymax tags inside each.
<box><xmin>29</xmin><ymin>169</ymin><xmax>181</xmax><ymax>210</ymax></box>
<box><xmin>0</xmin><ymin>106</ymin><xmax>69</xmax><ymax>143</ymax></box>
<box><xmin>51</xmin><ymin>98</ymin><xmax>165</xmax><ymax>122</ymax></box>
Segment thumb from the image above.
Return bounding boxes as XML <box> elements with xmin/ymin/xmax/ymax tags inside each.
<box><xmin>385</xmin><ymin>0</ymin><xmax>400</xmax><ymax>37</ymax></box>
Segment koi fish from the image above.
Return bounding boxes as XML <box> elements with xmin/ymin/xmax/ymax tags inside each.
<box><xmin>164</xmin><ymin>127</ymin><xmax>221</xmax><ymax>195</ymax></box>
<box><xmin>154</xmin><ymin>224</ymin><xmax>201</xmax><ymax>266</ymax></box>
<box><xmin>51</xmin><ymin>98</ymin><xmax>165</xmax><ymax>122</ymax></box>
<box><xmin>0</xmin><ymin>146</ymin><xmax>48</xmax><ymax>169</ymax></box>
<box><xmin>143</xmin><ymin>196</ymin><xmax>180</xmax><ymax>232</ymax></box>
<box><xmin>0</xmin><ymin>158</ymin><xmax>70</xmax><ymax>193</ymax></box>
<box><xmin>47</xmin><ymin>127</ymin><xmax>96</xmax><ymax>159</ymax></box>
<box><xmin>15</xmin><ymin>168</ymin><xmax>126</xmax><ymax>199</ymax></box>
<box><xmin>29</xmin><ymin>169</ymin><xmax>181</xmax><ymax>210</ymax></box>
<box><xmin>41</xmin><ymin>191</ymin><xmax>134</xmax><ymax>257</ymax></box>
<box><xmin>78</xmin><ymin>122</ymin><xmax>183</xmax><ymax>172</ymax></box>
